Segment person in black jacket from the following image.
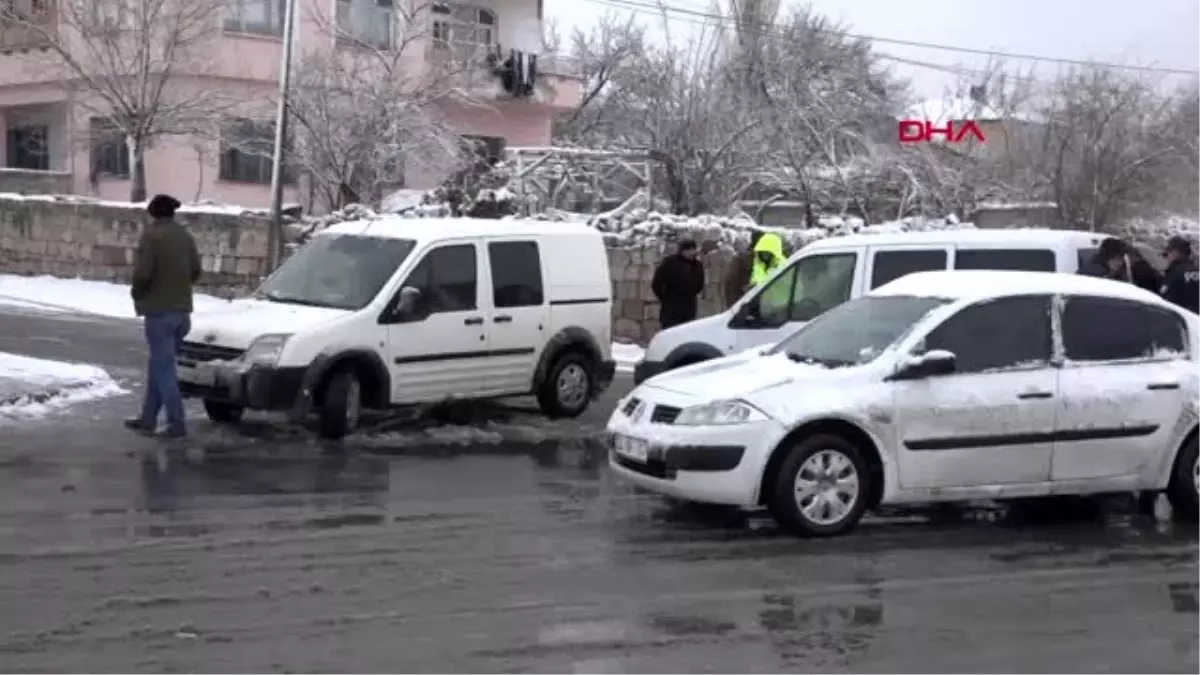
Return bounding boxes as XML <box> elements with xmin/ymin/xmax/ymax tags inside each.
<box><xmin>1080</xmin><ymin>237</ymin><xmax>1130</xmax><ymax>279</ymax></box>
<box><xmin>1126</xmin><ymin>246</ymin><xmax>1162</xmax><ymax>294</ymax></box>
<box><xmin>652</xmin><ymin>240</ymin><xmax>705</xmax><ymax>330</ymax></box>
<box><xmin>1161</xmin><ymin>236</ymin><xmax>1199</xmax><ymax>313</ymax></box>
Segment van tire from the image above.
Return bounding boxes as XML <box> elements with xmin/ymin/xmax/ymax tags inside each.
<box><xmin>203</xmin><ymin>399</ymin><xmax>244</xmax><ymax>424</ymax></box>
<box><xmin>1166</xmin><ymin>434</ymin><xmax>1198</xmax><ymax>522</ymax></box>
<box><xmin>537</xmin><ymin>352</ymin><xmax>594</xmax><ymax>418</ymax></box>
<box><xmin>317</xmin><ymin>368</ymin><xmax>362</xmax><ymax>440</ymax></box>
<box><xmin>768</xmin><ymin>434</ymin><xmax>870</xmax><ymax>538</ymax></box>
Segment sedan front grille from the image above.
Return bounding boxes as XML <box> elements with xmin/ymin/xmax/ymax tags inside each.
<box><xmin>650</xmin><ymin>405</ymin><xmax>681</xmax><ymax>424</ymax></box>
<box><xmin>179</xmin><ymin>341</ymin><xmax>245</xmax><ymax>364</ymax></box>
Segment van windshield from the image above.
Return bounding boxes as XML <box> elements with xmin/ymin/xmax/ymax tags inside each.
<box><xmin>766</xmin><ymin>295</ymin><xmax>949</xmax><ymax>367</ymax></box>
<box><xmin>255</xmin><ymin>235</ymin><xmax>417</xmax><ymax>310</ymax></box>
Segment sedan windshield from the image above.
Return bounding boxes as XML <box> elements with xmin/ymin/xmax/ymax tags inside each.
<box><xmin>766</xmin><ymin>295</ymin><xmax>950</xmax><ymax>367</ymax></box>
<box><xmin>255</xmin><ymin>235</ymin><xmax>416</xmax><ymax>310</ymax></box>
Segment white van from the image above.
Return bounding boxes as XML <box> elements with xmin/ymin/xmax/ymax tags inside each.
<box><xmin>634</xmin><ymin>228</ymin><xmax>1116</xmax><ymax>384</ymax></box>
<box><xmin>177</xmin><ymin>217</ymin><xmax>615</xmax><ymax>438</ymax></box>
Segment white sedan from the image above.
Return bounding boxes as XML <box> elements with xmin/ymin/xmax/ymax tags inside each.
<box><xmin>607</xmin><ymin>270</ymin><xmax>1200</xmax><ymax>537</ymax></box>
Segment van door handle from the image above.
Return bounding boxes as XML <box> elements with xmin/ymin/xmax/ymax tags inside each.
<box><xmin>1016</xmin><ymin>390</ymin><xmax>1053</xmax><ymax>400</ymax></box>
<box><xmin>464</xmin><ymin>317</ymin><xmax>483</xmax><ymax>326</ymax></box>
<box><xmin>494</xmin><ymin>315</ymin><xmax>512</xmax><ymax>323</ymax></box>
<box><xmin>1147</xmin><ymin>382</ymin><xmax>1180</xmax><ymax>390</ymax></box>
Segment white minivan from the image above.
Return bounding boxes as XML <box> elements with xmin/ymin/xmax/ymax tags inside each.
<box><xmin>634</xmin><ymin>228</ymin><xmax>1118</xmax><ymax>384</ymax></box>
<box><xmin>177</xmin><ymin>217</ymin><xmax>616</xmax><ymax>438</ymax></box>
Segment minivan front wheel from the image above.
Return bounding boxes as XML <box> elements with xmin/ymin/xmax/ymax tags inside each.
<box><xmin>317</xmin><ymin>368</ymin><xmax>362</xmax><ymax>439</ymax></box>
<box><xmin>537</xmin><ymin>352</ymin><xmax>594</xmax><ymax>418</ymax></box>
<box><xmin>1166</xmin><ymin>433</ymin><xmax>1198</xmax><ymax>522</ymax></box>
<box><xmin>769</xmin><ymin>434</ymin><xmax>870</xmax><ymax>537</ymax></box>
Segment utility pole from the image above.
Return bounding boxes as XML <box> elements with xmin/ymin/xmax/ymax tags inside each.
<box><xmin>266</xmin><ymin>0</ymin><xmax>298</xmax><ymax>272</ymax></box>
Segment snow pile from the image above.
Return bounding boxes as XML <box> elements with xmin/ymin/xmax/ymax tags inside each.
<box><xmin>0</xmin><ymin>274</ymin><xmax>231</xmax><ymax>319</ymax></box>
<box><xmin>612</xmin><ymin>342</ymin><xmax>645</xmax><ymax>372</ymax></box>
<box><xmin>585</xmin><ymin>210</ymin><xmax>973</xmax><ymax>251</ymax></box>
<box><xmin>0</xmin><ymin>351</ymin><xmax>126</xmax><ymax>420</ymax></box>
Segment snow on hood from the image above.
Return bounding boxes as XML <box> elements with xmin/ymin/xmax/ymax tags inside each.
<box><xmin>189</xmin><ymin>299</ymin><xmax>350</xmax><ymax>348</ymax></box>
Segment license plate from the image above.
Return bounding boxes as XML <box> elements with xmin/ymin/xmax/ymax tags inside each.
<box><xmin>179</xmin><ymin>361</ymin><xmax>216</xmax><ymax>386</ymax></box>
<box><xmin>614</xmin><ymin>434</ymin><xmax>649</xmax><ymax>462</ymax></box>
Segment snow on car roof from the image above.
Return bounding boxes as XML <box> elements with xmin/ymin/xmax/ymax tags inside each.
<box><xmin>318</xmin><ymin>216</ymin><xmax>600</xmax><ymax>242</ymax></box>
<box><xmin>872</xmin><ymin>270</ymin><xmax>1171</xmax><ymax>305</ymax></box>
<box><xmin>804</xmin><ymin>227</ymin><xmax>1108</xmax><ymax>250</ymax></box>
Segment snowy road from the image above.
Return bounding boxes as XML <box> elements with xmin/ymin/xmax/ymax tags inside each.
<box><xmin>0</xmin><ymin>307</ymin><xmax>1196</xmax><ymax>672</ymax></box>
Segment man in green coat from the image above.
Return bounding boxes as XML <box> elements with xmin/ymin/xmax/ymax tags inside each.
<box><xmin>124</xmin><ymin>194</ymin><xmax>203</xmax><ymax>438</ymax></box>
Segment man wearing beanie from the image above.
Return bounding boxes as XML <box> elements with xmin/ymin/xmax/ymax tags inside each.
<box><xmin>125</xmin><ymin>194</ymin><xmax>202</xmax><ymax>438</ymax></box>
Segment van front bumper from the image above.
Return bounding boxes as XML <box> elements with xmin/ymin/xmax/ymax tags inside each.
<box><xmin>178</xmin><ymin>360</ymin><xmax>304</xmax><ymax>411</ymax></box>
<box><xmin>632</xmin><ymin>359</ymin><xmax>667</xmax><ymax>385</ymax></box>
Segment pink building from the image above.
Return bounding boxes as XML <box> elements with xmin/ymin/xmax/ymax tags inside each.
<box><xmin>0</xmin><ymin>0</ymin><xmax>580</xmax><ymax>209</ymax></box>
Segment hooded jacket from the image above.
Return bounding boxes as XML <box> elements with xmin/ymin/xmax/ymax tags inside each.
<box><xmin>749</xmin><ymin>232</ymin><xmax>785</xmax><ymax>287</ymax></box>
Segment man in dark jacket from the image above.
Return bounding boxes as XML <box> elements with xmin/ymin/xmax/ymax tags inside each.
<box><xmin>1081</xmin><ymin>237</ymin><xmax>1131</xmax><ymax>280</ymax></box>
<box><xmin>125</xmin><ymin>194</ymin><xmax>203</xmax><ymax>438</ymax></box>
<box><xmin>652</xmin><ymin>240</ymin><xmax>705</xmax><ymax>330</ymax></box>
<box><xmin>1161</xmin><ymin>235</ymin><xmax>1199</xmax><ymax>313</ymax></box>
<box><xmin>723</xmin><ymin>229</ymin><xmax>763</xmax><ymax>309</ymax></box>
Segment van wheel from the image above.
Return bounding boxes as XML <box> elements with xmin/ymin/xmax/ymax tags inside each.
<box><xmin>1166</xmin><ymin>434</ymin><xmax>1199</xmax><ymax>522</ymax></box>
<box><xmin>769</xmin><ymin>434</ymin><xmax>870</xmax><ymax>537</ymax></box>
<box><xmin>537</xmin><ymin>352</ymin><xmax>594</xmax><ymax>418</ymax></box>
<box><xmin>203</xmin><ymin>399</ymin><xmax>244</xmax><ymax>424</ymax></box>
<box><xmin>317</xmin><ymin>368</ymin><xmax>362</xmax><ymax>440</ymax></box>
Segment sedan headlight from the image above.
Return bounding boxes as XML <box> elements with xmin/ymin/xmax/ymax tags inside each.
<box><xmin>243</xmin><ymin>334</ymin><xmax>291</xmax><ymax>365</ymax></box>
<box><xmin>674</xmin><ymin>399</ymin><xmax>769</xmax><ymax>426</ymax></box>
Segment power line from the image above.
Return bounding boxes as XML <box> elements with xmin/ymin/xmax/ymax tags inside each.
<box><xmin>579</xmin><ymin>0</ymin><xmax>1200</xmax><ymax>76</ymax></box>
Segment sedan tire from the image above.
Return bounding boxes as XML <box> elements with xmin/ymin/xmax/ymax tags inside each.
<box><xmin>769</xmin><ymin>434</ymin><xmax>871</xmax><ymax>537</ymax></box>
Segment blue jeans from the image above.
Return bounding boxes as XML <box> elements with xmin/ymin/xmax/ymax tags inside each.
<box><xmin>139</xmin><ymin>311</ymin><xmax>191</xmax><ymax>432</ymax></box>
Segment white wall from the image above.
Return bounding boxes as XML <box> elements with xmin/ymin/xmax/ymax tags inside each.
<box><xmin>482</xmin><ymin>0</ymin><xmax>541</xmax><ymax>52</ymax></box>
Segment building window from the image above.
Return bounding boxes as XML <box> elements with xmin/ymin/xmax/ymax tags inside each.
<box><xmin>219</xmin><ymin>118</ymin><xmax>290</xmax><ymax>185</ymax></box>
<box><xmin>336</xmin><ymin>0</ymin><xmax>393</xmax><ymax>49</ymax></box>
<box><xmin>225</xmin><ymin>0</ymin><xmax>287</xmax><ymax>36</ymax></box>
<box><xmin>431</xmin><ymin>2</ymin><xmax>497</xmax><ymax>59</ymax></box>
<box><xmin>89</xmin><ymin>118</ymin><xmax>130</xmax><ymax>178</ymax></box>
<box><xmin>5</xmin><ymin>124</ymin><xmax>48</xmax><ymax>170</ymax></box>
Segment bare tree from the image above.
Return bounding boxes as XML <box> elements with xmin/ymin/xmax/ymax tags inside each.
<box><xmin>552</xmin><ymin>11</ymin><xmax>647</xmax><ymax>140</ymax></box>
<box><xmin>1</xmin><ymin>0</ymin><xmax>232</xmax><ymax>201</ymax></box>
<box><xmin>1028</xmin><ymin>68</ymin><xmax>1196</xmax><ymax>230</ymax></box>
<box><xmin>267</xmin><ymin>0</ymin><xmax>475</xmax><ymax>211</ymax></box>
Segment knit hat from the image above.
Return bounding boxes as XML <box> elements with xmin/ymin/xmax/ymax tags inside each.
<box><xmin>147</xmin><ymin>194</ymin><xmax>182</xmax><ymax>219</ymax></box>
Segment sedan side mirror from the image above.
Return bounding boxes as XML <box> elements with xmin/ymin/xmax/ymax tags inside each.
<box><xmin>890</xmin><ymin>349</ymin><xmax>956</xmax><ymax>381</ymax></box>
<box><xmin>394</xmin><ymin>286</ymin><xmax>425</xmax><ymax>321</ymax></box>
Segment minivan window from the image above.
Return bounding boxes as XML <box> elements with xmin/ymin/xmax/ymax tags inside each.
<box><xmin>870</xmin><ymin>249</ymin><xmax>948</xmax><ymax>289</ymax></box>
<box><xmin>753</xmin><ymin>253</ymin><xmax>857</xmax><ymax>326</ymax></box>
<box><xmin>256</xmin><ymin>235</ymin><xmax>416</xmax><ymax>310</ymax></box>
<box><xmin>489</xmin><ymin>241</ymin><xmax>544</xmax><ymax>307</ymax></box>
<box><xmin>1061</xmin><ymin>295</ymin><xmax>1187</xmax><ymax>362</ymax></box>
<box><xmin>402</xmin><ymin>244</ymin><xmax>478</xmax><ymax>313</ymax></box>
<box><xmin>955</xmin><ymin>248</ymin><xmax>1056</xmax><ymax>272</ymax></box>
<box><xmin>768</xmin><ymin>295</ymin><xmax>949</xmax><ymax>367</ymax></box>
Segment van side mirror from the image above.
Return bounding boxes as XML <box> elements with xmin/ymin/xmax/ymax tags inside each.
<box><xmin>890</xmin><ymin>349</ymin><xmax>956</xmax><ymax>381</ymax></box>
<box><xmin>393</xmin><ymin>286</ymin><xmax>426</xmax><ymax>321</ymax></box>
<box><xmin>729</xmin><ymin>300</ymin><xmax>760</xmax><ymax>328</ymax></box>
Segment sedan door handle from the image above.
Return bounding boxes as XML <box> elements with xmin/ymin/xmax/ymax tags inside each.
<box><xmin>1147</xmin><ymin>382</ymin><xmax>1180</xmax><ymax>390</ymax></box>
<box><xmin>1016</xmin><ymin>391</ymin><xmax>1053</xmax><ymax>400</ymax></box>
<box><xmin>464</xmin><ymin>317</ymin><xmax>483</xmax><ymax>326</ymax></box>
<box><xmin>494</xmin><ymin>315</ymin><xmax>513</xmax><ymax>323</ymax></box>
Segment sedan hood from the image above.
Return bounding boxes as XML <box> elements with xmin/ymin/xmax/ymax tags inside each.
<box><xmin>188</xmin><ymin>299</ymin><xmax>350</xmax><ymax>349</ymax></box>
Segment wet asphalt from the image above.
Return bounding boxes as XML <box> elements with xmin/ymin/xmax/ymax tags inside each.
<box><xmin>0</xmin><ymin>307</ymin><xmax>1197</xmax><ymax>673</ymax></box>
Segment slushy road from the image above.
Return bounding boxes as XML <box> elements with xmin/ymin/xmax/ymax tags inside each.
<box><xmin>0</xmin><ymin>307</ymin><xmax>1195</xmax><ymax>673</ymax></box>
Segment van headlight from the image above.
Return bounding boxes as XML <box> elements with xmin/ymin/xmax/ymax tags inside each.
<box><xmin>674</xmin><ymin>399</ymin><xmax>768</xmax><ymax>426</ymax></box>
<box><xmin>243</xmin><ymin>334</ymin><xmax>291</xmax><ymax>365</ymax></box>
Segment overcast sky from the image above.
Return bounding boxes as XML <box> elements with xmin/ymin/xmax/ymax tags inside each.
<box><xmin>546</xmin><ymin>0</ymin><xmax>1200</xmax><ymax>102</ymax></box>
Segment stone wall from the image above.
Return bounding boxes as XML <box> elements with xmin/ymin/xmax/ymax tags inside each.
<box><xmin>607</xmin><ymin>245</ymin><xmax>734</xmax><ymax>344</ymax></box>
<box><xmin>0</xmin><ymin>196</ymin><xmax>270</xmax><ymax>297</ymax></box>
<box><xmin>0</xmin><ymin>169</ymin><xmax>73</xmax><ymax>196</ymax></box>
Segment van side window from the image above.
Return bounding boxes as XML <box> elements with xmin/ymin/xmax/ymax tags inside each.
<box><xmin>870</xmin><ymin>249</ymin><xmax>947</xmax><ymax>289</ymax></box>
<box><xmin>489</xmin><ymin>241</ymin><xmax>544</xmax><ymax>308</ymax></box>
<box><xmin>403</xmin><ymin>244</ymin><xmax>478</xmax><ymax>313</ymax></box>
<box><xmin>956</xmin><ymin>248</ymin><xmax>1056</xmax><ymax>272</ymax></box>
<box><xmin>790</xmin><ymin>253</ymin><xmax>857</xmax><ymax>321</ymax></box>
